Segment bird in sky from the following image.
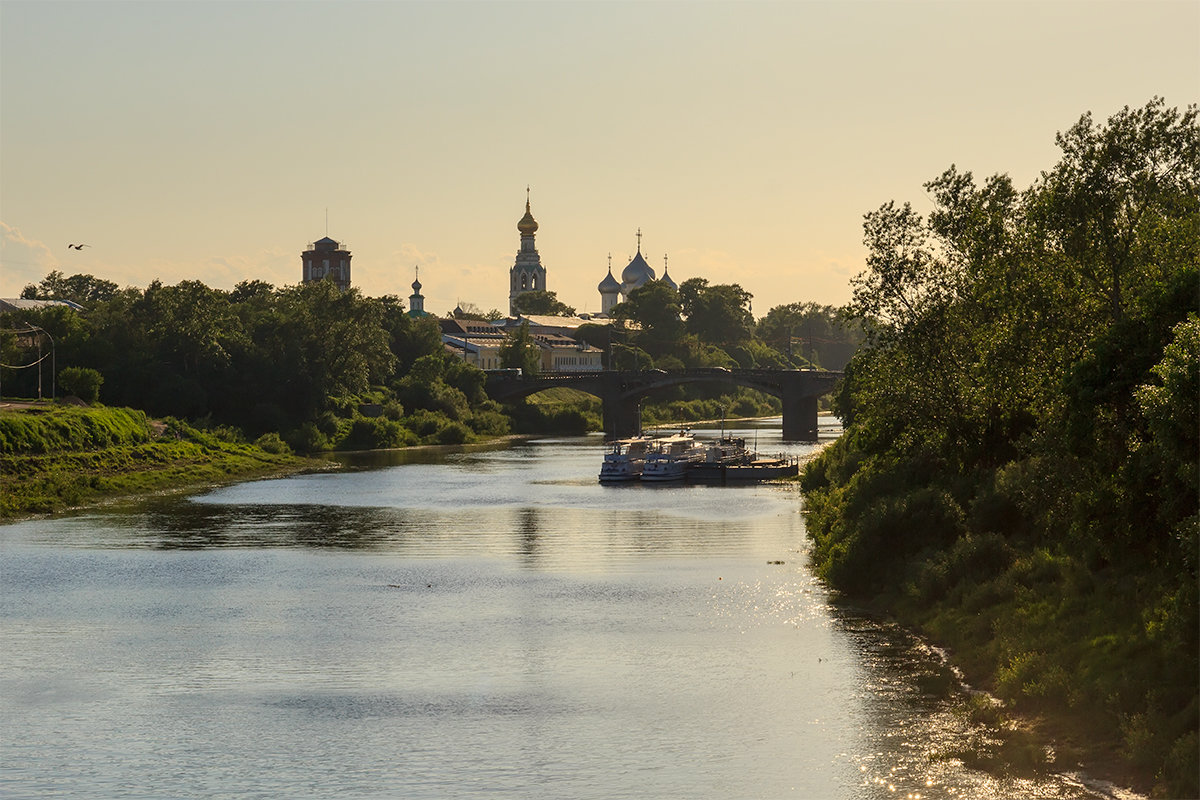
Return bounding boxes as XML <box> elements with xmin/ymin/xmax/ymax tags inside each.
<box><xmin>67</xmin><ymin>243</ymin><xmax>90</xmax><ymax>250</ymax></box>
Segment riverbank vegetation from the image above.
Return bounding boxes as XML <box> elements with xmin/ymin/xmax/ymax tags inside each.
<box><xmin>800</xmin><ymin>99</ymin><xmax>1198</xmax><ymax>796</ymax></box>
<box><xmin>1</xmin><ymin>404</ymin><xmax>310</xmax><ymax>519</ymax></box>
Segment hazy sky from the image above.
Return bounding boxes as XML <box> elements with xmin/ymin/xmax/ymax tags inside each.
<box><xmin>2</xmin><ymin>1</ymin><xmax>1196</xmax><ymax>316</ymax></box>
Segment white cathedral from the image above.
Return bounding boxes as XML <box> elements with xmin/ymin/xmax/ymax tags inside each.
<box><xmin>596</xmin><ymin>228</ymin><xmax>676</xmax><ymax>314</ymax></box>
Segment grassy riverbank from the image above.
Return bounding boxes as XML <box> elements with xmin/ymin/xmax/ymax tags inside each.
<box><xmin>0</xmin><ymin>403</ymin><xmax>315</xmax><ymax>520</ymax></box>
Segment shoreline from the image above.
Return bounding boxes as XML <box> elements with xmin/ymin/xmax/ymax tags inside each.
<box><xmin>835</xmin><ymin>597</ymin><xmax>1153</xmax><ymax>799</ymax></box>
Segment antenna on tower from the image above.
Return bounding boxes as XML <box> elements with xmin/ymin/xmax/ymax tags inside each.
<box><xmin>636</xmin><ymin>228</ymin><xmax>642</xmax><ymax>252</ymax></box>
<box><xmin>325</xmin><ymin>208</ymin><xmax>329</xmax><ymax>236</ymax></box>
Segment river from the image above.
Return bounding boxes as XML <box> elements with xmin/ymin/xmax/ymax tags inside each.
<box><xmin>1</xmin><ymin>419</ymin><xmax>1136</xmax><ymax>799</ymax></box>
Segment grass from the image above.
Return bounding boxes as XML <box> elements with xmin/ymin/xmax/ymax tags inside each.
<box><xmin>0</xmin><ymin>403</ymin><xmax>314</xmax><ymax>519</ymax></box>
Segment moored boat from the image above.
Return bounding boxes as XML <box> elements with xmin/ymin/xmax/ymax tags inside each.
<box><xmin>686</xmin><ymin>436</ymin><xmax>799</xmax><ymax>483</ymax></box>
<box><xmin>598</xmin><ymin>436</ymin><xmax>653</xmax><ymax>482</ymax></box>
<box><xmin>690</xmin><ymin>456</ymin><xmax>799</xmax><ymax>483</ymax></box>
<box><xmin>640</xmin><ymin>433</ymin><xmax>705</xmax><ymax>482</ymax></box>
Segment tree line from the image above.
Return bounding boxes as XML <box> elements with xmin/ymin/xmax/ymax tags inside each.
<box><xmin>2</xmin><ymin>265</ymin><xmax>861</xmax><ymax>447</ymax></box>
<box><xmin>801</xmin><ymin>98</ymin><xmax>1197</xmax><ymax>795</ymax></box>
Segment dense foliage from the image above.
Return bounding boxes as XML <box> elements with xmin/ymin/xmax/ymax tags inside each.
<box><xmin>2</xmin><ymin>279</ymin><xmax>511</xmax><ymax>450</ymax></box>
<box><xmin>801</xmin><ymin>99</ymin><xmax>1198</xmax><ymax>796</ymax></box>
<box><xmin>606</xmin><ymin>276</ymin><xmax>860</xmax><ymax>372</ymax></box>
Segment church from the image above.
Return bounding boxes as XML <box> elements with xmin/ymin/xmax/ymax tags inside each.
<box><xmin>507</xmin><ymin>192</ymin><xmax>678</xmax><ymax>319</ymax></box>
<box><xmin>596</xmin><ymin>229</ymin><xmax>677</xmax><ymax>314</ymax></box>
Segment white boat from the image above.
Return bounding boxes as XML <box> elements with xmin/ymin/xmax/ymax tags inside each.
<box><xmin>598</xmin><ymin>437</ymin><xmax>653</xmax><ymax>483</ymax></box>
<box><xmin>640</xmin><ymin>433</ymin><xmax>705</xmax><ymax>482</ymax></box>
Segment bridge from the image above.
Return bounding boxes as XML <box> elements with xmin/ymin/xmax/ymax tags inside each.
<box><xmin>484</xmin><ymin>368</ymin><xmax>843</xmax><ymax>441</ymax></box>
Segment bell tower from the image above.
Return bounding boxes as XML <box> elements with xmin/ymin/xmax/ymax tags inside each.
<box><xmin>508</xmin><ymin>187</ymin><xmax>546</xmax><ymax>315</ymax></box>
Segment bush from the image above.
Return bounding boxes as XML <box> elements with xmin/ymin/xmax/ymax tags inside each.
<box><xmin>287</xmin><ymin>422</ymin><xmax>328</xmax><ymax>453</ymax></box>
<box><xmin>253</xmin><ymin>432</ymin><xmax>291</xmax><ymax>455</ymax></box>
<box><xmin>436</xmin><ymin>421</ymin><xmax>471</xmax><ymax>444</ymax></box>
<box><xmin>58</xmin><ymin>367</ymin><xmax>103</xmax><ymax>403</ymax></box>
<box><xmin>340</xmin><ymin>416</ymin><xmax>415</xmax><ymax>450</ymax></box>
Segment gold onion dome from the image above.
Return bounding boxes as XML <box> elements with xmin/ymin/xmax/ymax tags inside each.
<box><xmin>517</xmin><ymin>200</ymin><xmax>538</xmax><ymax>235</ymax></box>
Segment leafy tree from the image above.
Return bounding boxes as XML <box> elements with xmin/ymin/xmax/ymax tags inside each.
<box><xmin>757</xmin><ymin>302</ymin><xmax>863</xmax><ymax>369</ymax></box>
<box><xmin>379</xmin><ymin>295</ymin><xmax>442</xmax><ymax>374</ymax></box>
<box><xmin>1031</xmin><ymin>97</ymin><xmax>1199</xmax><ymax>324</ymax></box>
<box><xmin>20</xmin><ymin>271</ymin><xmax>118</xmax><ymax>305</ymax></box>
<box><xmin>609</xmin><ymin>281</ymin><xmax>684</xmax><ymax>356</ymax></box>
<box><xmin>678</xmin><ymin>278</ymin><xmax>754</xmax><ymax>347</ymax></box>
<box><xmin>513</xmin><ymin>290</ymin><xmax>576</xmax><ymax>317</ymax></box>
<box><xmin>228</xmin><ymin>279</ymin><xmax>275</xmax><ymax>305</ymax></box>
<box><xmin>499</xmin><ymin>321</ymin><xmax>541</xmax><ymax>375</ymax></box>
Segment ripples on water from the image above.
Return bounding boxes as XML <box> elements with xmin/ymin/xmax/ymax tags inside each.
<box><xmin>1</xmin><ymin>422</ymin><xmax>1137</xmax><ymax>799</ymax></box>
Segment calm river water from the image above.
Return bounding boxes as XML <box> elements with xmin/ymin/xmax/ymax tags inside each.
<box><xmin>2</xmin><ymin>419</ymin><xmax>1135</xmax><ymax>799</ymax></box>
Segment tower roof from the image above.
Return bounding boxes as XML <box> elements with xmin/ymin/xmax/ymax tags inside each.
<box><xmin>517</xmin><ymin>197</ymin><xmax>538</xmax><ymax>236</ymax></box>
<box><xmin>660</xmin><ymin>254</ymin><xmax>677</xmax><ymax>290</ymax></box>
<box><xmin>621</xmin><ymin>250</ymin><xmax>656</xmax><ymax>287</ymax></box>
<box><xmin>598</xmin><ymin>267</ymin><xmax>621</xmax><ymax>294</ymax></box>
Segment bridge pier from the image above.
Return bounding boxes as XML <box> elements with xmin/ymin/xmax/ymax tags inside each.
<box><xmin>781</xmin><ymin>394</ymin><xmax>819</xmax><ymax>442</ymax></box>
<box><xmin>601</xmin><ymin>393</ymin><xmax>641</xmax><ymax>440</ymax></box>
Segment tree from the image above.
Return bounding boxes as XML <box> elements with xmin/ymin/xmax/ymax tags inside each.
<box><xmin>499</xmin><ymin>321</ymin><xmax>541</xmax><ymax>375</ymax></box>
<box><xmin>678</xmin><ymin>278</ymin><xmax>754</xmax><ymax>347</ymax></box>
<box><xmin>757</xmin><ymin>302</ymin><xmax>863</xmax><ymax>370</ymax></box>
<box><xmin>379</xmin><ymin>295</ymin><xmax>442</xmax><ymax>374</ymax></box>
<box><xmin>609</xmin><ymin>281</ymin><xmax>684</xmax><ymax>356</ymax></box>
<box><xmin>513</xmin><ymin>290</ymin><xmax>576</xmax><ymax>317</ymax></box>
<box><xmin>1031</xmin><ymin>98</ymin><xmax>1199</xmax><ymax>324</ymax></box>
<box><xmin>21</xmin><ymin>271</ymin><xmax>118</xmax><ymax>305</ymax></box>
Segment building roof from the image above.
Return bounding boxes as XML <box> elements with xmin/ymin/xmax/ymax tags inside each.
<box><xmin>0</xmin><ymin>298</ymin><xmax>85</xmax><ymax>312</ymax></box>
<box><xmin>440</xmin><ymin>318</ymin><xmax>506</xmax><ymax>337</ymax></box>
<box><xmin>507</xmin><ymin>314</ymin><xmax>615</xmax><ymax>333</ymax></box>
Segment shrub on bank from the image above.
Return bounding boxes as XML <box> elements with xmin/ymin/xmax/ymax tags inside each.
<box><xmin>58</xmin><ymin>367</ymin><xmax>104</xmax><ymax>403</ymax></box>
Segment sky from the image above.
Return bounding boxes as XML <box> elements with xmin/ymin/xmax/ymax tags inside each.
<box><xmin>2</xmin><ymin>1</ymin><xmax>1197</xmax><ymax>317</ymax></box>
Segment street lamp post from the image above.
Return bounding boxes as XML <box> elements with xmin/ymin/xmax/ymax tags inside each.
<box><xmin>27</xmin><ymin>324</ymin><xmax>55</xmax><ymax>401</ymax></box>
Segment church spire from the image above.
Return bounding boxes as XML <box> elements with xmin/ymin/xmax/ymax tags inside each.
<box><xmin>509</xmin><ymin>188</ymin><xmax>546</xmax><ymax>315</ymax></box>
<box><xmin>408</xmin><ymin>265</ymin><xmax>427</xmax><ymax>317</ymax></box>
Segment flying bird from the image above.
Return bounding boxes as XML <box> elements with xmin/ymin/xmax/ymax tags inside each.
<box><xmin>67</xmin><ymin>243</ymin><xmax>90</xmax><ymax>250</ymax></box>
